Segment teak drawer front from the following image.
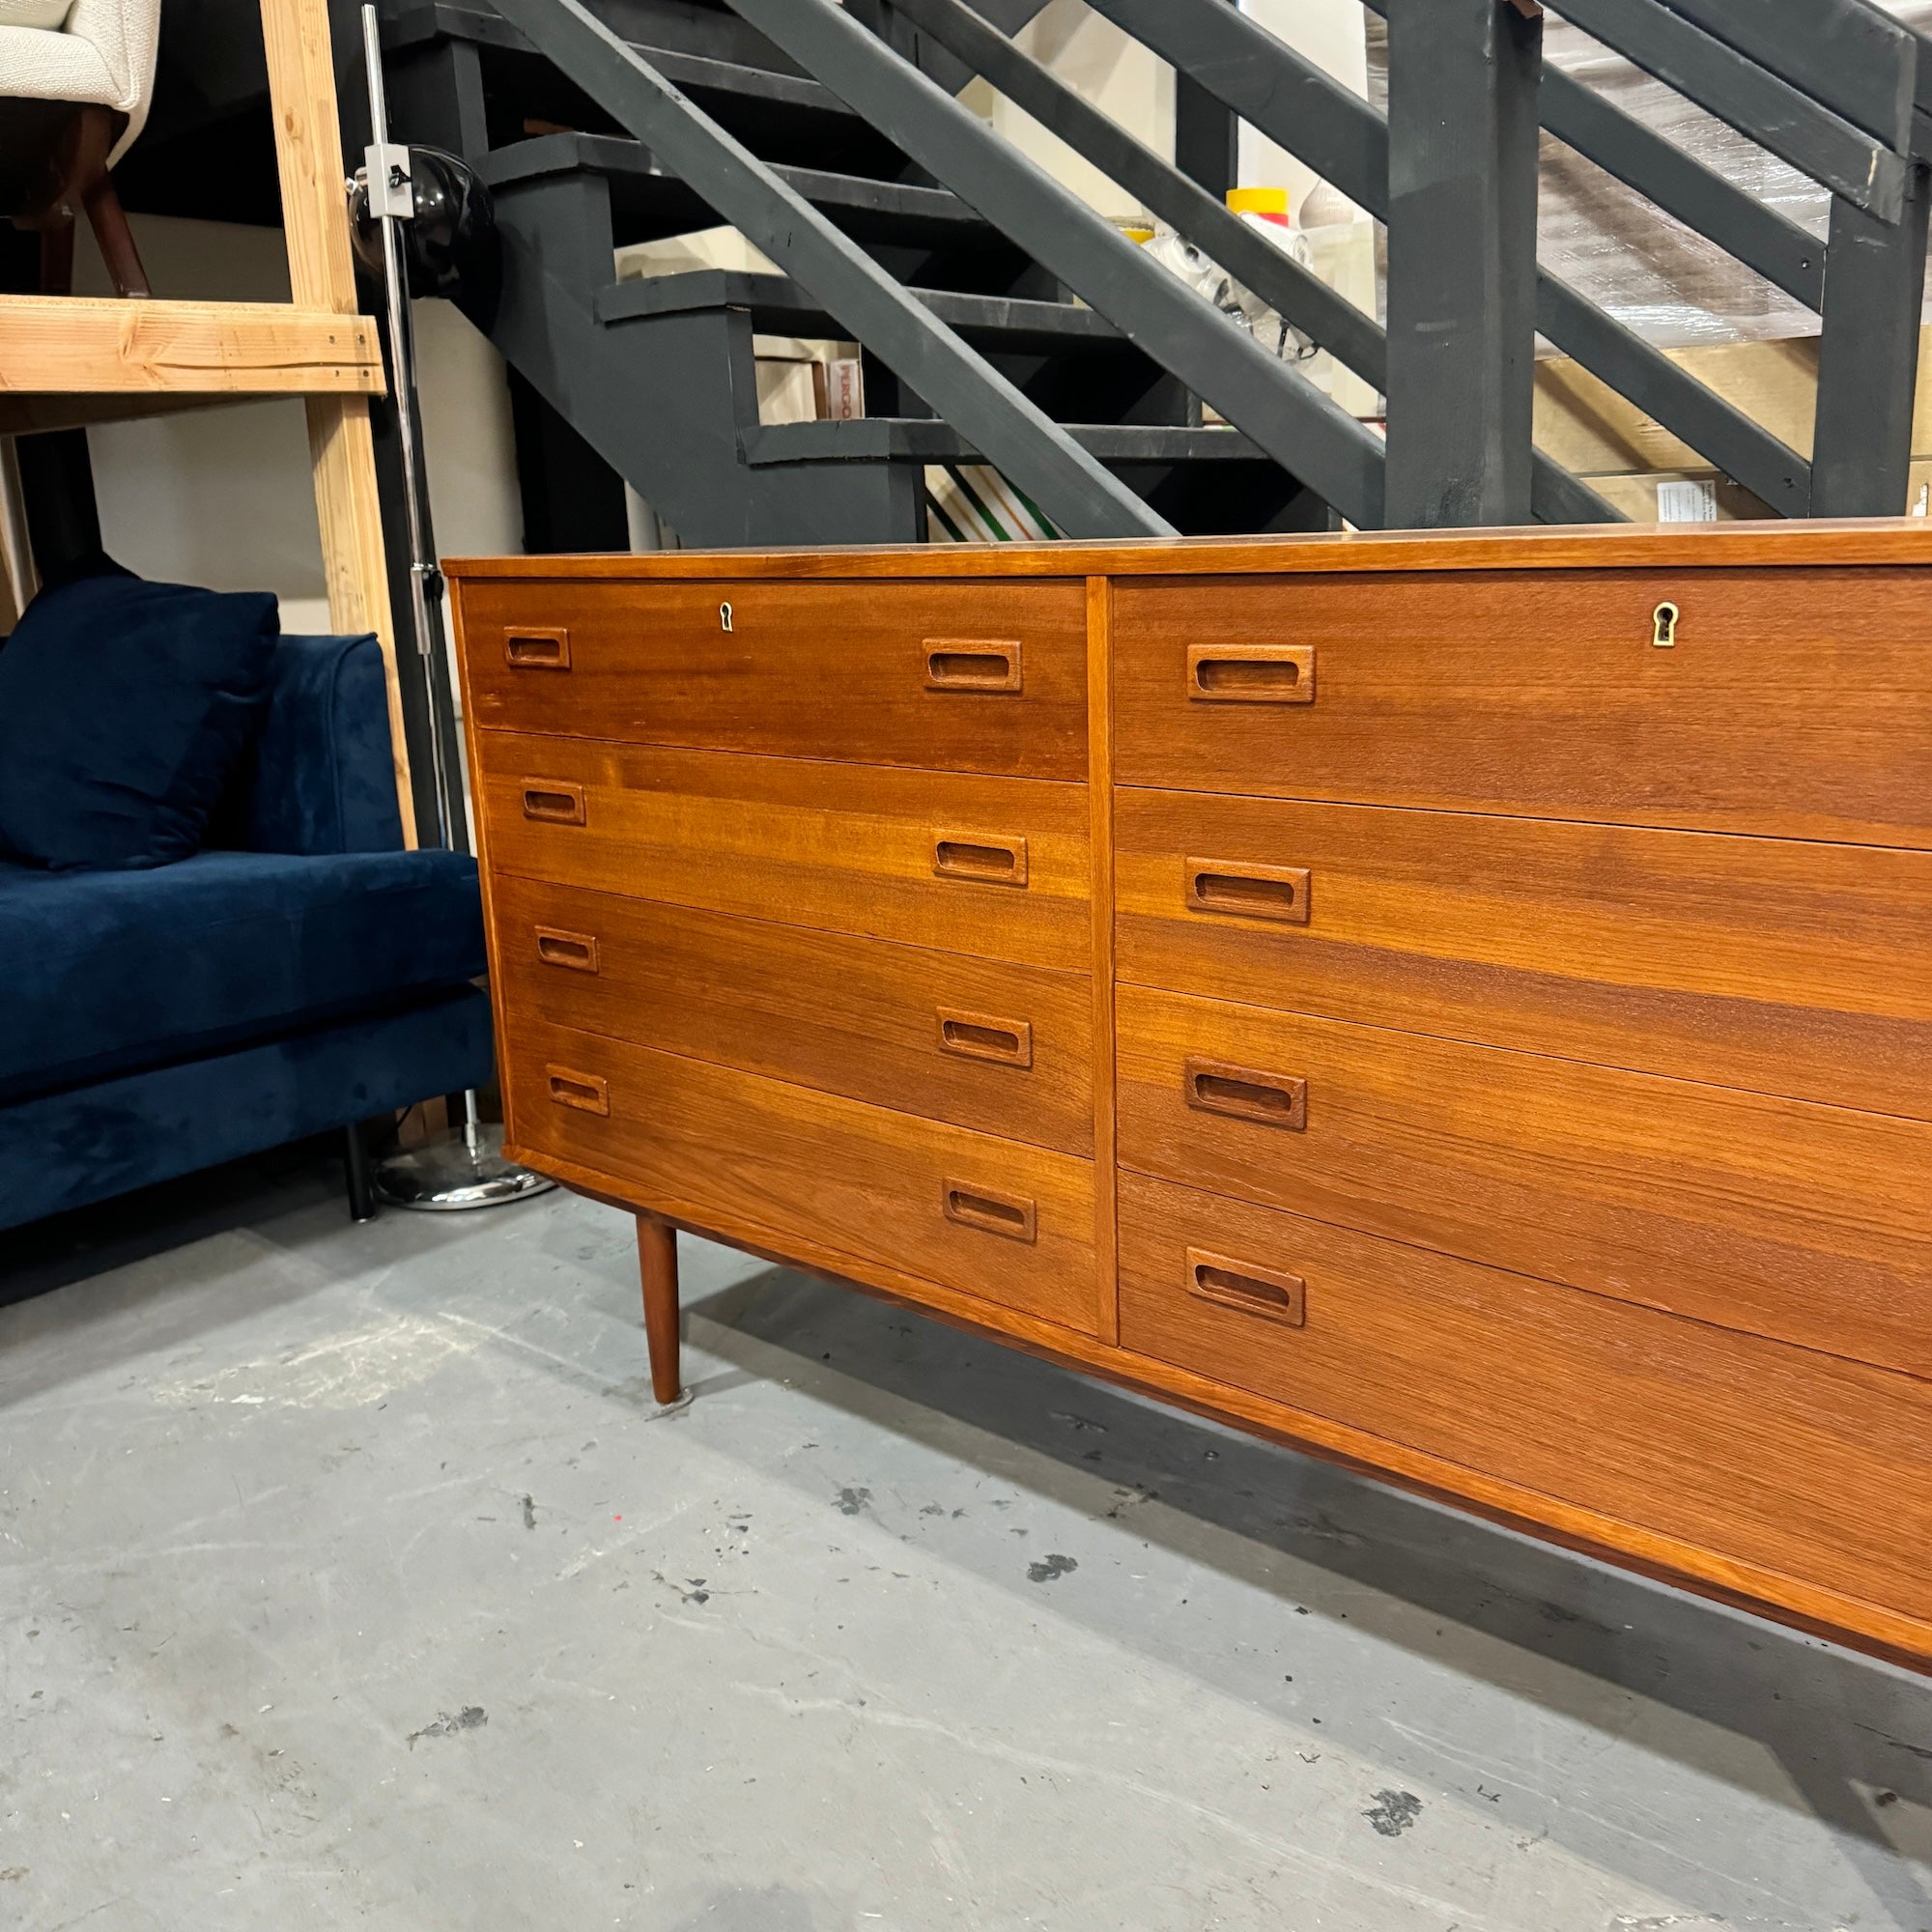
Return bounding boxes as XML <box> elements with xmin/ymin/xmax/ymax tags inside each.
<box><xmin>490</xmin><ymin>874</ymin><xmax>1094</xmax><ymax>1156</ymax></box>
<box><xmin>475</xmin><ymin>732</ymin><xmax>1091</xmax><ymax>971</ymax></box>
<box><xmin>1113</xmin><ymin>571</ymin><xmax>1932</xmax><ymax>844</ymax></box>
<box><xmin>1117</xmin><ymin>984</ymin><xmax>1932</xmax><ymax>1377</ymax></box>
<box><xmin>1117</xmin><ymin>1172</ymin><xmax>1932</xmax><ymax>1626</ymax></box>
<box><xmin>1115</xmin><ymin>786</ymin><xmax>1932</xmax><ymax>1118</ymax></box>
<box><xmin>508</xmin><ymin>1020</ymin><xmax>1097</xmax><ymax>1334</ymax></box>
<box><xmin>460</xmin><ymin>576</ymin><xmax>1087</xmax><ymax>780</ymax></box>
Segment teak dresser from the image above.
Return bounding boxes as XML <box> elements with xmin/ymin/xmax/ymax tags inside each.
<box><xmin>448</xmin><ymin>524</ymin><xmax>1932</xmax><ymax>1672</ymax></box>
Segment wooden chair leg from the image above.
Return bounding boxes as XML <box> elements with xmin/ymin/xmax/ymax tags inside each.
<box><xmin>637</xmin><ymin>1212</ymin><xmax>682</xmax><ymax>1404</ymax></box>
<box><xmin>83</xmin><ymin>168</ymin><xmax>151</xmax><ymax>298</ymax></box>
<box><xmin>28</xmin><ymin>105</ymin><xmax>147</xmax><ymax>299</ymax></box>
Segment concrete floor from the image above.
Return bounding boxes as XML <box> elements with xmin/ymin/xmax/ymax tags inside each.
<box><xmin>4</xmin><ymin>1153</ymin><xmax>1932</xmax><ymax>1931</ymax></box>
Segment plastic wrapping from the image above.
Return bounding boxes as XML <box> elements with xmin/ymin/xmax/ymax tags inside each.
<box><xmin>1142</xmin><ymin>216</ymin><xmax>1321</xmax><ymax>363</ymax></box>
<box><xmin>1368</xmin><ymin>5</ymin><xmax>1932</xmax><ymax>352</ymax></box>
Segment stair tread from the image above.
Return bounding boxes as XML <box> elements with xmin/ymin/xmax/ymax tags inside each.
<box><xmin>399</xmin><ymin>3</ymin><xmax>864</xmax><ymax>121</ymax></box>
<box><xmin>597</xmin><ymin>270</ymin><xmax>1131</xmax><ymax>349</ymax></box>
<box><xmin>482</xmin><ymin>133</ymin><xmax>1000</xmax><ymax>247</ymax></box>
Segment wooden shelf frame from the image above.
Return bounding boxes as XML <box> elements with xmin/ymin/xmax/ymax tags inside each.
<box><xmin>0</xmin><ymin>298</ymin><xmax>383</xmax><ymax>423</ymax></box>
<box><xmin>0</xmin><ymin>0</ymin><xmax>415</xmax><ymax>840</ymax></box>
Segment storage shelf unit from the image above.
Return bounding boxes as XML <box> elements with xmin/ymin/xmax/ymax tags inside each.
<box><xmin>0</xmin><ymin>0</ymin><xmax>412</xmax><ymax>837</ymax></box>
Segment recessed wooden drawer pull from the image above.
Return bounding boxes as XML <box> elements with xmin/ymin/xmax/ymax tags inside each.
<box><xmin>937</xmin><ymin>1008</ymin><xmax>1034</xmax><ymax>1069</ymax></box>
<box><xmin>925</xmin><ymin>639</ymin><xmax>1024</xmax><ymax>692</ymax></box>
<box><xmin>522</xmin><ymin>781</ymin><xmax>586</xmax><ymax>825</ymax></box>
<box><xmin>504</xmin><ymin>626</ymin><xmax>571</xmax><ymax>669</ymax></box>
<box><xmin>1185</xmin><ymin>1057</ymin><xmax>1307</xmax><ymax>1129</ymax></box>
<box><xmin>1185</xmin><ymin>857</ymin><xmax>1310</xmax><ymax>924</ymax></box>
<box><xmin>534</xmin><ymin>926</ymin><xmax>600</xmax><ymax>974</ymax></box>
<box><xmin>1187</xmin><ymin>643</ymin><xmax>1315</xmax><ymax>702</ymax></box>
<box><xmin>1186</xmin><ymin>1246</ymin><xmax>1306</xmax><ymax>1327</ymax></box>
<box><xmin>935</xmin><ymin>834</ymin><xmax>1029</xmax><ymax>887</ymax></box>
<box><xmin>545</xmin><ymin>1065</ymin><xmax>610</xmax><ymax>1115</ymax></box>
<box><xmin>943</xmin><ymin>1179</ymin><xmax>1038</xmax><ymax>1243</ymax></box>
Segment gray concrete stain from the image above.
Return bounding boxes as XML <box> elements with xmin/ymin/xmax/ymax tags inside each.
<box><xmin>407</xmin><ymin>1706</ymin><xmax>488</xmax><ymax>1749</ymax></box>
<box><xmin>1363</xmin><ymin>1788</ymin><xmax>1425</xmax><ymax>1837</ymax></box>
<box><xmin>1026</xmin><ymin>1553</ymin><xmax>1079</xmax><ymax>1583</ymax></box>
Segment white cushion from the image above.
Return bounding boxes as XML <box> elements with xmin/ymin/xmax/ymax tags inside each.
<box><xmin>0</xmin><ymin>0</ymin><xmax>162</xmax><ymax>159</ymax></box>
<box><xmin>0</xmin><ymin>2</ymin><xmax>76</xmax><ymax>29</ymax></box>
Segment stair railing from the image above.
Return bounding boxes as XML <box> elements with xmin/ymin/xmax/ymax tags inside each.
<box><xmin>723</xmin><ymin>0</ymin><xmax>1390</xmax><ymax>528</ymax></box>
<box><xmin>489</xmin><ymin>0</ymin><xmax>1176</xmax><ymax>538</ymax></box>
<box><xmin>1081</xmin><ymin>0</ymin><xmax>1928</xmax><ymax>525</ymax></box>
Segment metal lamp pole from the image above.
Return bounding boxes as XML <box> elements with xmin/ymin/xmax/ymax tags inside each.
<box><xmin>356</xmin><ymin>2</ymin><xmax>554</xmax><ymax>1211</ymax></box>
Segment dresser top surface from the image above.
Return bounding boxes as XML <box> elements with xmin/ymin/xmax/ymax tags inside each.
<box><xmin>445</xmin><ymin>517</ymin><xmax>1932</xmax><ymax>583</ymax></box>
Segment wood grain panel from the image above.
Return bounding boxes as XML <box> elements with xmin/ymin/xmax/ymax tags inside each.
<box><xmin>473</xmin><ymin>731</ymin><xmax>1091</xmax><ymax>970</ymax></box>
<box><xmin>459</xmin><ymin>577</ymin><xmax>1087</xmax><ymax>778</ymax></box>
<box><xmin>1116</xmin><ymin>786</ymin><xmax>1932</xmax><ymax>1117</ymax></box>
<box><xmin>1118</xmin><ymin>1171</ymin><xmax>1932</xmax><ymax>1626</ymax></box>
<box><xmin>0</xmin><ymin>297</ymin><xmax>382</xmax><ymax>398</ymax></box>
<box><xmin>1118</xmin><ymin>984</ymin><xmax>1932</xmax><ymax>1376</ymax></box>
<box><xmin>1114</xmin><ymin>573</ymin><xmax>1932</xmax><ymax>845</ymax></box>
<box><xmin>446</xmin><ymin>520</ymin><xmax>1932</xmax><ymax>582</ymax></box>
<box><xmin>508</xmin><ymin>1018</ymin><xmax>1097</xmax><ymax>1334</ymax></box>
<box><xmin>490</xmin><ymin>874</ymin><xmax>1093</xmax><ymax>1154</ymax></box>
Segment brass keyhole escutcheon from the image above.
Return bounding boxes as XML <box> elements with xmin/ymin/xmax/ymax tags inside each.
<box><xmin>1652</xmin><ymin>601</ymin><xmax>1680</xmax><ymax>648</ymax></box>
<box><xmin>720</xmin><ymin>600</ymin><xmax>734</xmax><ymax>633</ymax></box>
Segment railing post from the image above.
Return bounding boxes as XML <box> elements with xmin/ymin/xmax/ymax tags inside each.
<box><xmin>1174</xmin><ymin>0</ymin><xmax>1236</xmax><ymax>204</ymax></box>
<box><xmin>1383</xmin><ymin>0</ymin><xmax>1541</xmax><ymax>528</ymax></box>
<box><xmin>1811</xmin><ymin>165</ymin><xmax>1932</xmax><ymax>518</ymax></box>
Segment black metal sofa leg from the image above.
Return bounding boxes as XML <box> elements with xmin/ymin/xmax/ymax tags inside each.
<box><xmin>344</xmin><ymin>1122</ymin><xmax>378</xmax><ymax>1223</ymax></box>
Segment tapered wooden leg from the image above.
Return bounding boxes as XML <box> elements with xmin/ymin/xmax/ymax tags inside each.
<box><xmin>84</xmin><ymin>172</ymin><xmax>152</xmax><ymax>298</ymax></box>
<box><xmin>637</xmin><ymin>1213</ymin><xmax>682</xmax><ymax>1404</ymax></box>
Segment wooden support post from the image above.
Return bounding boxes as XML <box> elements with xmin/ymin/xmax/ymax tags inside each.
<box><xmin>1173</xmin><ymin>0</ymin><xmax>1237</xmax><ymax>207</ymax></box>
<box><xmin>260</xmin><ymin>0</ymin><xmax>417</xmax><ymax>846</ymax></box>
<box><xmin>637</xmin><ymin>1214</ymin><xmax>683</xmax><ymax>1405</ymax></box>
<box><xmin>1384</xmin><ymin>0</ymin><xmax>1542</xmax><ymax>527</ymax></box>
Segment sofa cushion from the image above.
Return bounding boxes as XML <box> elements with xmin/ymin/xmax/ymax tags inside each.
<box><xmin>0</xmin><ymin>848</ymin><xmax>487</xmax><ymax>1103</ymax></box>
<box><xmin>0</xmin><ymin>568</ymin><xmax>277</xmax><ymax>871</ymax></box>
<box><xmin>0</xmin><ymin>987</ymin><xmax>496</xmax><ymax>1240</ymax></box>
<box><xmin>213</xmin><ymin>634</ymin><xmax>407</xmax><ymax>856</ymax></box>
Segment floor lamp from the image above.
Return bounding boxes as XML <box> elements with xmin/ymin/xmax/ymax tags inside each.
<box><xmin>354</xmin><ymin>3</ymin><xmax>554</xmax><ymax>1212</ymax></box>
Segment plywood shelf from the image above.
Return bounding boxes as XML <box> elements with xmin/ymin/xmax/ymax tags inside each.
<box><xmin>0</xmin><ymin>296</ymin><xmax>384</xmax><ymax>432</ymax></box>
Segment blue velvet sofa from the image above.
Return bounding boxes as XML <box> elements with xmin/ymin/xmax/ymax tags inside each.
<box><xmin>0</xmin><ymin>632</ymin><xmax>494</xmax><ymax>1232</ymax></box>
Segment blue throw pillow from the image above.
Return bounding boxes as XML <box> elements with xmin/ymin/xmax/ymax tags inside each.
<box><xmin>0</xmin><ymin>567</ymin><xmax>278</xmax><ymax>871</ymax></box>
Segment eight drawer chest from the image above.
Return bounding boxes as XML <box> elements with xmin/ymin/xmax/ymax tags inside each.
<box><xmin>448</xmin><ymin>524</ymin><xmax>1932</xmax><ymax>1671</ymax></box>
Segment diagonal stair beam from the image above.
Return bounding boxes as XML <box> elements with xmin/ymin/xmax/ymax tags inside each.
<box><xmin>1537</xmin><ymin>275</ymin><xmax>1811</xmax><ymax>512</ymax></box>
<box><xmin>724</xmin><ymin>0</ymin><xmax>1388</xmax><ymax>528</ymax></box>
<box><xmin>488</xmin><ymin>0</ymin><xmax>1174</xmax><ymax>540</ymax></box>
<box><xmin>1649</xmin><ymin>0</ymin><xmax>1916</xmax><ymax>153</ymax></box>
<box><xmin>1547</xmin><ymin>0</ymin><xmax>1909</xmax><ymax>220</ymax></box>
<box><xmin>1355</xmin><ymin>0</ymin><xmax>1826</xmax><ymax>310</ymax></box>
<box><xmin>887</xmin><ymin>0</ymin><xmax>1383</xmax><ymax>385</ymax></box>
<box><xmin>1081</xmin><ymin>0</ymin><xmax>1619</xmax><ymax>526</ymax></box>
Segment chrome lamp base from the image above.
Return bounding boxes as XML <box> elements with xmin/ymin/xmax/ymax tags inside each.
<box><xmin>373</xmin><ymin>1120</ymin><xmax>556</xmax><ymax>1211</ymax></box>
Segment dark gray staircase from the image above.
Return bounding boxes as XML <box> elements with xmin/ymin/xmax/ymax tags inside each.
<box><xmin>378</xmin><ymin>0</ymin><xmax>1333</xmax><ymax>546</ymax></box>
<box><xmin>116</xmin><ymin>0</ymin><xmax>1932</xmax><ymax>556</ymax></box>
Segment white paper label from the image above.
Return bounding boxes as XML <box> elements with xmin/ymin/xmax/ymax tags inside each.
<box><xmin>1656</xmin><ymin>478</ymin><xmax>1718</xmax><ymax>524</ymax></box>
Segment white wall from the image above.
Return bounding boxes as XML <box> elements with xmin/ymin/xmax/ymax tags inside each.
<box><xmin>1237</xmin><ymin>2</ymin><xmax>1371</xmax><ymax>215</ymax></box>
<box><xmin>961</xmin><ymin>0</ymin><xmax>1173</xmax><ymax>219</ymax></box>
<box><xmin>71</xmin><ymin>214</ymin><xmax>523</xmax><ymax>633</ymax></box>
